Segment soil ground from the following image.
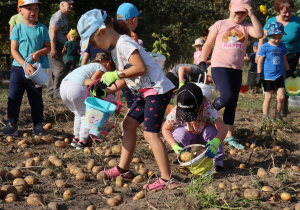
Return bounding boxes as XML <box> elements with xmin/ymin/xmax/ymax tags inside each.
<box><xmin>0</xmin><ymin>81</ymin><xmax>300</xmax><ymax>210</ymax></box>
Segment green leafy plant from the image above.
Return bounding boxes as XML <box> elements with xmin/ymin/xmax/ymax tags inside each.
<box><xmin>152</xmin><ymin>33</ymin><xmax>171</xmax><ymax>60</ymax></box>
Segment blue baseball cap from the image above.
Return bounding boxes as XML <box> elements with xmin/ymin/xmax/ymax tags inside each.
<box><xmin>117</xmin><ymin>2</ymin><xmax>140</xmax><ymax>20</ymax></box>
<box><xmin>252</xmin><ymin>41</ymin><xmax>258</xmax><ymax>47</ymax></box>
<box><xmin>77</xmin><ymin>9</ymin><xmax>107</xmax><ymax>51</ymax></box>
<box><xmin>265</xmin><ymin>22</ymin><xmax>287</xmax><ymax>36</ymax></box>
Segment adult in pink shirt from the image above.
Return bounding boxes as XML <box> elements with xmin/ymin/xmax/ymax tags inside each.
<box><xmin>199</xmin><ymin>0</ymin><xmax>263</xmax><ymax>150</ymax></box>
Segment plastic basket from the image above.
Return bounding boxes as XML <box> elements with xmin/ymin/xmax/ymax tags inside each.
<box><xmin>177</xmin><ymin>144</ymin><xmax>214</xmax><ymax>176</ymax></box>
<box><xmin>288</xmin><ymin>96</ymin><xmax>300</xmax><ymax>107</ymax></box>
<box><xmin>240</xmin><ymin>85</ymin><xmax>249</xmax><ymax>93</ymax></box>
<box><xmin>247</xmin><ymin>71</ymin><xmax>257</xmax><ymax>86</ymax></box>
<box><xmin>148</xmin><ymin>52</ymin><xmax>166</xmax><ymax>69</ymax></box>
<box><xmin>84</xmin><ymin>79</ymin><xmax>120</xmax><ymax>135</ymax></box>
<box><xmin>284</xmin><ymin>77</ymin><xmax>300</xmax><ymax>96</ymax></box>
<box><xmin>194</xmin><ymin>72</ymin><xmax>215</xmax><ymax>100</ymax></box>
<box><xmin>24</xmin><ymin>56</ymin><xmax>49</xmax><ymax>86</ymax></box>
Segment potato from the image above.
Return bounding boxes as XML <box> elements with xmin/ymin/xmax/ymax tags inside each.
<box><xmin>180</xmin><ymin>152</ymin><xmax>192</xmax><ymax>162</ymax></box>
<box><xmin>83</xmin><ymin>147</ymin><xmax>93</xmax><ymax>154</ymax></box>
<box><xmin>87</xmin><ymin>159</ymin><xmax>96</xmax><ymax>170</ymax></box>
<box><xmin>33</xmin><ymin>156</ymin><xmax>41</xmax><ymax>164</ymax></box>
<box><xmin>90</xmin><ymin>188</ymin><xmax>98</xmax><ymax>194</ymax></box>
<box><xmin>13</xmin><ymin>178</ymin><xmax>27</xmax><ymax>186</ymax></box>
<box><xmin>273</xmin><ymin>145</ymin><xmax>281</xmax><ymax>152</ymax></box>
<box><xmin>239</xmin><ymin>164</ymin><xmax>246</xmax><ymax>169</ymax></box>
<box><xmin>112</xmin><ymin>145</ymin><xmax>122</xmax><ymax>154</ymax></box>
<box><xmin>116</xmin><ymin>176</ymin><xmax>124</xmax><ymax>186</ymax></box>
<box><xmin>0</xmin><ymin>168</ymin><xmax>7</xmax><ymax>177</ymax></box>
<box><xmin>279</xmin><ymin>149</ymin><xmax>285</xmax><ymax>154</ymax></box>
<box><xmin>148</xmin><ymin>170</ymin><xmax>154</xmax><ymax>177</ymax></box>
<box><xmin>295</xmin><ymin>203</ymin><xmax>300</xmax><ymax>210</ymax></box>
<box><xmin>27</xmin><ymin>193</ymin><xmax>44</xmax><ymax>206</ymax></box>
<box><xmin>104</xmin><ymin>149</ymin><xmax>112</xmax><ymax>156</ymax></box>
<box><xmin>55</xmin><ymin>140</ymin><xmax>67</xmax><ymax>148</ymax></box>
<box><xmin>53</xmin><ymin>159</ymin><xmax>63</xmax><ymax>167</ymax></box>
<box><xmin>42</xmin><ymin>160</ymin><xmax>51</xmax><ymax>166</ymax></box>
<box><xmin>229</xmin><ymin>150</ymin><xmax>236</xmax><ymax>155</ymax></box>
<box><xmin>57</xmin><ymin>134</ymin><xmax>67</xmax><ymax>140</ymax></box>
<box><xmin>70</xmin><ymin>167</ymin><xmax>84</xmax><ymax>175</ymax></box>
<box><xmin>23</xmin><ymin>133</ymin><xmax>29</xmax><ymax>137</ymax></box>
<box><xmin>219</xmin><ymin>182</ymin><xmax>226</xmax><ymax>189</ymax></box>
<box><xmin>25</xmin><ymin>159</ymin><xmax>35</xmax><ymax>168</ymax></box>
<box><xmin>9</xmin><ymin>169</ymin><xmax>23</xmax><ymax>179</ymax></box>
<box><xmin>244</xmin><ymin>189</ymin><xmax>260</xmax><ymax>199</ymax></box>
<box><xmin>24</xmin><ymin>176</ymin><xmax>37</xmax><ymax>185</ymax></box>
<box><xmin>114</xmin><ymin>194</ymin><xmax>123</xmax><ymax>203</ymax></box>
<box><xmin>64</xmin><ymin>138</ymin><xmax>70</xmax><ymax>144</ymax></box>
<box><xmin>41</xmin><ymin>168</ymin><xmax>54</xmax><ymax>177</ymax></box>
<box><xmin>261</xmin><ymin>186</ymin><xmax>273</xmax><ymax>192</ymax></box>
<box><xmin>92</xmin><ymin>166</ymin><xmax>104</xmax><ymax>175</ymax></box>
<box><xmin>57</xmin><ymin>173</ymin><xmax>64</xmax><ymax>178</ymax></box>
<box><xmin>257</xmin><ymin>168</ymin><xmax>267</xmax><ymax>178</ymax></box>
<box><xmin>55</xmin><ymin>180</ymin><xmax>66</xmax><ymax>188</ymax></box>
<box><xmin>6</xmin><ymin>136</ymin><xmax>15</xmax><ymax>143</ymax></box>
<box><xmin>43</xmin><ymin>123</ymin><xmax>52</xmax><ymax>130</ymax></box>
<box><xmin>87</xmin><ymin>205</ymin><xmax>96</xmax><ymax>210</ymax></box>
<box><xmin>231</xmin><ymin>183</ymin><xmax>239</xmax><ymax>191</ymax></box>
<box><xmin>108</xmin><ymin>159</ymin><xmax>118</xmax><ymax>167</ymax></box>
<box><xmin>133</xmin><ymin>191</ymin><xmax>145</xmax><ymax>201</ymax></box>
<box><xmin>16</xmin><ymin>163</ymin><xmax>25</xmax><ymax>169</ymax></box>
<box><xmin>132</xmin><ymin>157</ymin><xmax>142</xmax><ymax>164</ymax></box>
<box><xmin>5</xmin><ymin>193</ymin><xmax>17</xmax><ymax>202</ymax></box>
<box><xmin>250</xmin><ymin>143</ymin><xmax>256</xmax><ymax>149</ymax></box>
<box><xmin>270</xmin><ymin>167</ymin><xmax>281</xmax><ymax>174</ymax></box>
<box><xmin>291</xmin><ymin>166</ymin><xmax>300</xmax><ymax>172</ymax></box>
<box><xmin>18</xmin><ymin>139</ymin><xmax>28</xmax><ymax>146</ymax></box>
<box><xmin>21</xmin><ymin>144</ymin><xmax>28</xmax><ymax>148</ymax></box>
<box><xmin>63</xmin><ymin>153</ymin><xmax>72</xmax><ymax>158</ymax></box>
<box><xmin>281</xmin><ymin>192</ymin><xmax>292</xmax><ymax>201</ymax></box>
<box><xmin>123</xmin><ymin>184</ymin><xmax>128</xmax><ymax>187</ymax></box>
<box><xmin>76</xmin><ymin>173</ymin><xmax>90</xmax><ymax>181</ymax></box>
<box><xmin>69</xmin><ymin>165</ymin><xmax>79</xmax><ymax>173</ymax></box>
<box><xmin>13</xmin><ymin>180</ymin><xmax>28</xmax><ymax>193</ymax></box>
<box><xmin>94</xmin><ymin>147</ymin><xmax>102</xmax><ymax>153</ymax></box>
<box><xmin>63</xmin><ymin>190</ymin><xmax>73</xmax><ymax>200</ymax></box>
<box><xmin>134</xmin><ymin>165</ymin><xmax>139</xmax><ymax>170</ymax></box>
<box><xmin>103</xmin><ymin>157</ymin><xmax>109</xmax><ymax>162</ymax></box>
<box><xmin>104</xmin><ymin>186</ymin><xmax>114</xmax><ymax>194</ymax></box>
<box><xmin>132</xmin><ymin>175</ymin><xmax>143</xmax><ymax>183</ymax></box>
<box><xmin>41</xmin><ymin>135</ymin><xmax>54</xmax><ymax>143</ymax></box>
<box><xmin>96</xmin><ymin>171</ymin><xmax>108</xmax><ymax>180</ymax></box>
<box><xmin>1</xmin><ymin>185</ymin><xmax>18</xmax><ymax>196</ymax></box>
<box><xmin>48</xmin><ymin>155</ymin><xmax>58</xmax><ymax>163</ymax></box>
<box><xmin>139</xmin><ymin>168</ymin><xmax>148</xmax><ymax>175</ymax></box>
<box><xmin>24</xmin><ymin>151</ymin><xmax>34</xmax><ymax>158</ymax></box>
<box><xmin>107</xmin><ymin>198</ymin><xmax>120</xmax><ymax>207</ymax></box>
<box><xmin>102</xmin><ymin>146</ymin><xmax>108</xmax><ymax>150</ymax></box>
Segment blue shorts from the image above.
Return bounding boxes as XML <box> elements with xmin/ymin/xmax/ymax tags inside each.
<box><xmin>127</xmin><ymin>90</ymin><xmax>173</xmax><ymax>133</ymax></box>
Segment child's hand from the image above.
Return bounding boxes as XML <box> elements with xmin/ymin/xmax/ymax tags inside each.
<box><xmin>100</xmin><ymin>70</ymin><xmax>120</xmax><ymax>86</ymax></box>
<box><xmin>26</xmin><ymin>63</ymin><xmax>37</xmax><ymax>76</ymax></box>
<box><xmin>242</xmin><ymin>4</ymin><xmax>254</xmax><ymax>18</ymax></box>
<box><xmin>205</xmin><ymin>138</ymin><xmax>221</xmax><ymax>158</ymax></box>
<box><xmin>172</xmin><ymin>143</ymin><xmax>183</xmax><ymax>154</ymax></box>
<box><xmin>89</xmin><ymin>83</ymin><xmax>107</xmax><ymax>98</ymax></box>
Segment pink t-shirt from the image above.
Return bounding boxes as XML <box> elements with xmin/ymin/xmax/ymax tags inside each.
<box><xmin>194</xmin><ymin>51</ymin><xmax>201</xmax><ymax>65</ymax></box>
<box><xmin>209</xmin><ymin>19</ymin><xmax>252</xmax><ymax>70</ymax></box>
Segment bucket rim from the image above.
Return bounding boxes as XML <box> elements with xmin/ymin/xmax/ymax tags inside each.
<box><xmin>84</xmin><ymin>97</ymin><xmax>117</xmax><ymax>113</ymax></box>
<box><xmin>177</xmin><ymin>144</ymin><xmax>208</xmax><ymax>167</ymax></box>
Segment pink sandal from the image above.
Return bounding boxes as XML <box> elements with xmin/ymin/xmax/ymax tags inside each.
<box><xmin>105</xmin><ymin>166</ymin><xmax>132</xmax><ymax>179</ymax></box>
<box><xmin>143</xmin><ymin>178</ymin><xmax>178</xmax><ymax>191</ymax></box>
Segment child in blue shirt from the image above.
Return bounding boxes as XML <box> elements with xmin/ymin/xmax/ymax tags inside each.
<box><xmin>2</xmin><ymin>0</ymin><xmax>50</xmax><ymax>136</ymax></box>
<box><xmin>257</xmin><ymin>22</ymin><xmax>295</xmax><ymax>121</ymax></box>
<box><xmin>247</xmin><ymin>41</ymin><xmax>260</xmax><ymax>93</ymax></box>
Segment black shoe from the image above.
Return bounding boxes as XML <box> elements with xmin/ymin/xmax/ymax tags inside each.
<box><xmin>215</xmin><ymin>165</ymin><xmax>225</xmax><ymax>173</ymax></box>
<box><xmin>2</xmin><ymin>123</ymin><xmax>18</xmax><ymax>136</ymax></box>
<box><xmin>32</xmin><ymin>123</ymin><xmax>46</xmax><ymax>135</ymax></box>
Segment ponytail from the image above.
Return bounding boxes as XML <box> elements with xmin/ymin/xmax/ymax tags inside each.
<box><xmin>90</xmin><ymin>51</ymin><xmax>116</xmax><ymax>70</ymax></box>
<box><xmin>104</xmin><ymin>15</ymin><xmax>131</xmax><ymax>36</ymax></box>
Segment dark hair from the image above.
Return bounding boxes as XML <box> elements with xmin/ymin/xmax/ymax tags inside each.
<box><xmin>201</xmin><ymin>29</ymin><xmax>209</xmax><ymax>37</ymax></box>
<box><xmin>274</xmin><ymin>0</ymin><xmax>294</xmax><ymax>13</ymax></box>
<box><xmin>104</xmin><ymin>15</ymin><xmax>131</xmax><ymax>36</ymax></box>
<box><xmin>90</xmin><ymin>51</ymin><xmax>116</xmax><ymax>69</ymax></box>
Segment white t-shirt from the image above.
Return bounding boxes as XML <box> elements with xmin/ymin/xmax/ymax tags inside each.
<box><xmin>63</xmin><ymin>63</ymin><xmax>106</xmax><ymax>86</ymax></box>
<box><xmin>111</xmin><ymin>35</ymin><xmax>174</xmax><ymax>97</ymax></box>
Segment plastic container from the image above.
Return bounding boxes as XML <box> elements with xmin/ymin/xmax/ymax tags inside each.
<box><xmin>247</xmin><ymin>71</ymin><xmax>257</xmax><ymax>86</ymax></box>
<box><xmin>288</xmin><ymin>96</ymin><xmax>300</xmax><ymax>107</ymax></box>
<box><xmin>24</xmin><ymin>56</ymin><xmax>49</xmax><ymax>86</ymax></box>
<box><xmin>194</xmin><ymin>72</ymin><xmax>215</xmax><ymax>100</ymax></box>
<box><xmin>284</xmin><ymin>77</ymin><xmax>300</xmax><ymax>96</ymax></box>
<box><xmin>148</xmin><ymin>52</ymin><xmax>166</xmax><ymax>69</ymax></box>
<box><xmin>240</xmin><ymin>85</ymin><xmax>249</xmax><ymax>93</ymax></box>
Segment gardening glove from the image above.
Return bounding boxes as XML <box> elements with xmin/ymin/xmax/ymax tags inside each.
<box><xmin>256</xmin><ymin>73</ymin><xmax>262</xmax><ymax>85</ymax></box>
<box><xmin>286</xmin><ymin>70</ymin><xmax>296</xmax><ymax>78</ymax></box>
<box><xmin>179</xmin><ymin>81</ymin><xmax>185</xmax><ymax>89</ymax></box>
<box><xmin>89</xmin><ymin>83</ymin><xmax>107</xmax><ymax>98</ymax></box>
<box><xmin>100</xmin><ymin>70</ymin><xmax>120</xmax><ymax>86</ymax></box>
<box><xmin>205</xmin><ymin>138</ymin><xmax>221</xmax><ymax>158</ymax></box>
<box><xmin>172</xmin><ymin>142</ymin><xmax>183</xmax><ymax>154</ymax></box>
<box><xmin>198</xmin><ymin>61</ymin><xmax>207</xmax><ymax>75</ymax></box>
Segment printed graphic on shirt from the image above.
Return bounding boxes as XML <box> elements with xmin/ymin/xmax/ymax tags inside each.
<box><xmin>222</xmin><ymin>28</ymin><xmax>245</xmax><ymax>49</ymax></box>
<box><xmin>125</xmin><ymin>75</ymin><xmax>155</xmax><ymax>96</ymax></box>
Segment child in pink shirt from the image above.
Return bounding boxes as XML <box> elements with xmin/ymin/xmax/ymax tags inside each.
<box><xmin>199</xmin><ymin>0</ymin><xmax>263</xmax><ymax>149</ymax></box>
<box><xmin>192</xmin><ymin>38</ymin><xmax>204</xmax><ymax>65</ymax></box>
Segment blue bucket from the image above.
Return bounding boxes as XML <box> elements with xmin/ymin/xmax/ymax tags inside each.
<box><xmin>84</xmin><ymin>97</ymin><xmax>117</xmax><ymax>133</ymax></box>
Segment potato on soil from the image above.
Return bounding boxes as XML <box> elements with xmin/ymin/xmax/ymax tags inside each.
<box><xmin>270</xmin><ymin>167</ymin><xmax>281</xmax><ymax>174</ymax></box>
<box><xmin>55</xmin><ymin>140</ymin><xmax>67</xmax><ymax>148</ymax></box>
<box><xmin>132</xmin><ymin>157</ymin><xmax>142</xmax><ymax>164</ymax></box>
<box><xmin>87</xmin><ymin>159</ymin><xmax>96</xmax><ymax>170</ymax></box>
<box><xmin>53</xmin><ymin>159</ymin><xmax>63</xmax><ymax>167</ymax></box>
<box><xmin>57</xmin><ymin>134</ymin><xmax>67</xmax><ymax>140</ymax></box>
<box><xmin>132</xmin><ymin>175</ymin><xmax>143</xmax><ymax>183</ymax></box>
<box><xmin>250</xmin><ymin>143</ymin><xmax>256</xmax><ymax>149</ymax></box>
<box><xmin>41</xmin><ymin>135</ymin><xmax>54</xmax><ymax>143</ymax></box>
<box><xmin>18</xmin><ymin>139</ymin><xmax>28</xmax><ymax>146</ymax></box>
<box><xmin>57</xmin><ymin>173</ymin><xmax>64</xmax><ymax>178</ymax></box>
<box><xmin>180</xmin><ymin>152</ymin><xmax>192</xmax><ymax>162</ymax></box>
<box><xmin>25</xmin><ymin>159</ymin><xmax>35</xmax><ymax>168</ymax></box>
<box><xmin>111</xmin><ymin>145</ymin><xmax>122</xmax><ymax>154</ymax></box>
<box><xmin>5</xmin><ymin>193</ymin><xmax>17</xmax><ymax>202</ymax></box>
<box><xmin>239</xmin><ymin>164</ymin><xmax>246</xmax><ymax>169</ymax></box>
<box><xmin>24</xmin><ymin>176</ymin><xmax>37</xmax><ymax>185</ymax></box>
<box><xmin>21</xmin><ymin>144</ymin><xmax>28</xmax><ymax>148</ymax></box>
<box><xmin>33</xmin><ymin>156</ymin><xmax>41</xmax><ymax>164</ymax></box>
<box><xmin>244</xmin><ymin>189</ymin><xmax>260</xmax><ymax>199</ymax></box>
<box><xmin>55</xmin><ymin>180</ymin><xmax>68</xmax><ymax>188</ymax></box>
<box><xmin>0</xmin><ymin>168</ymin><xmax>6</xmax><ymax>177</ymax></box>
<box><xmin>8</xmin><ymin>169</ymin><xmax>23</xmax><ymax>179</ymax></box>
<box><xmin>261</xmin><ymin>186</ymin><xmax>273</xmax><ymax>192</ymax></box>
<box><xmin>148</xmin><ymin>170</ymin><xmax>154</xmax><ymax>177</ymax></box>
<box><xmin>48</xmin><ymin>155</ymin><xmax>58</xmax><ymax>163</ymax></box>
<box><xmin>6</xmin><ymin>136</ymin><xmax>14</xmax><ymax>143</ymax></box>
<box><xmin>96</xmin><ymin>171</ymin><xmax>108</xmax><ymax>180</ymax></box>
<box><xmin>64</xmin><ymin>138</ymin><xmax>70</xmax><ymax>144</ymax></box>
<box><xmin>133</xmin><ymin>191</ymin><xmax>145</xmax><ymax>201</ymax></box>
<box><xmin>13</xmin><ymin>179</ymin><xmax>28</xmax><ymax>193</ymax></box>
<box><xmin>27</xmin><ymin>193</ymin><xmax>44</xmax><ymax>206</ymax></box>
<box><xmin>76</xmin><ymin>172</ymin><xmax>90</xmax><ymax>181</ymax></box>
<box><xmin>41</xmin><ymin>168</ymin><xmax>54</xmax><ymax>177</ymax></box>
<box><xmin>83</xmin><ymin>147</ymin><xmax>93</xmax><ymax>154</ymax></box>
<box><xmin>291</xmin><ymin>166</ymin><xmax>300</xmax><ymax>172</ymax></box>
<box><xmin>90</xmin><ymin>188</ymin><xmax>98</xmax><ymax>194</ymax></box>
<box><xmin>43</xmin><ymin>123</ymin><xmax>52</xmax><ymax>130</ymax></box>
<box><xmin>281</xmin><ymin>192</ymin><xmax>292</xmax><ymax>201</ymax></box>
<box><xmin>104</xmin><ymin>186</ymin><xmax>114</xmax><ymax>194</ymax></box>
<box><xmin>42</xmin><ymin>160</ymin><xmax>51</xmax><ymax>166</ymax></box>
<box><xmin>114</xmin><ymin>194</ymin><xmax>123</xmax><ymax>203</ymax></box>
<box><xmin>92</xmin><ymin>166</ymin><xmax>104</xmax><ymax>175</ymax></box>
<box><xmin>257</xmin><ymin>168</ymin><xmax>267</xmax><ymax>178</ymax></box>
<box><xmin>108</xmin><ymin>159</ymin><xmax>118</xmax><ymax>167</ymax></box>
<box><xmin>1</xmin><ymin>185</ymin><xmax>18</xmax><ymax>196</ymax></box>
<box><xmin>231</xmin><ymin>183</ymin><xmax>239</xmax><ymax>191</ymax></box>
<box><xmin>16</xmin><ymin>163</ymin><xmax>25</xmax><ymax>169</ymax></box>
<box><xmin>63</xmin><ymin>190</ymin><xmax>73</xmax><ymax>200</ymax></box>
<box><xmin>107</xmin><ymin>198</ymin><xmax>120</xmax><ymax>207</ymax></box>
<box><xmin>70</xmin><ymin>167</ymin><xmax>84</xmax><ymax>175</ymax></box>
<box><xmin>229</xmin><ymin>150</ymin><xmax>236</xmax><ymax>155</ymax></box>
<box><xmin>295</xmin><ymin>203</ymin><xmax>300</xmax><ymax>210</ymax></box>
<box><xmin>87</xmin><ymin>205</ymin><xmax>96</xmax><ymax>210</ymax></box>
<box><xmin>104</xmin><ymin>149</ymin><xmax>112</xmax><ymax>156</ymax></box>
<box><xmin>139</xmin><ymin>167</ymin><xmax>148</xmax><ymax>175</ymax></box>
<box><xmin>24</xmin><ymin>151</ymin><xmax>34</xmax><ymax>158</ymax></box>
<box><xmin>116</xmin><ymin>176</ymin><xmax>124</xmax><ymax>186</ymax></box>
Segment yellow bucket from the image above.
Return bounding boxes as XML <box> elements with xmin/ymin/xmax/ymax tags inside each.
<box><xmin>285</xmin><ymin>77</ymin><xmax>300</xmax><ymax>96</ymax></box>
<box><xmin>178</xmin><ymin>144</ymin><xmax>214</xmax><ymax>176</ymax></box>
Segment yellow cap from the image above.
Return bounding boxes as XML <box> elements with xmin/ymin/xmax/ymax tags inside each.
<box><xmin>69</xmin><ymin>29</ymin><xmax>78</xmax><ymax>37</ymax></box>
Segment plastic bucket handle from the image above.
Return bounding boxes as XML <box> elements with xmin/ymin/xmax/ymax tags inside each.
<box><xmin>197</xmin><ymin>72</ymin><xmax>207</xmax><ymax>84</ymax></box>
<box><xmin>177</xmin><ymin>144</ymin><xmax>208</xmax><ymax>166</ymax></box>
<box><xmin>24</xmin><ymin>56</ymin><xmax>34</xmax><ymax>79</ymax></box>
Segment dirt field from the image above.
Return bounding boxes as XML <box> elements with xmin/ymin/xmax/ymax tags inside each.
<box><xmin>0</xmin><ymin>82</ymin><xmax>300</xmax><ymax>210</ymax></box>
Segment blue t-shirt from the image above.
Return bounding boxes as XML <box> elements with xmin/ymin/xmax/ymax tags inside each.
<box><xmin>258</xmin><ymin>42</ymin><xmax>288</xmax><ymax>80</ymax></box>
<box><xmin>249</xmin><ymin>52</ymin><xmax>257</xmax><ymax>72</ymax></box>
<box><xmin>85</xmin><ymin>44</ymin><xmax>104</xmax><ymax>61</ymax></box>
<box><xmin>264</xmin><ymin>16</ymin><xmax>300</xmax><ymax>53</ymax></box>
<box><xmin>10</xmin><ymin>22</ymin><xmax>50</xmax><ymax>68</ymax></box>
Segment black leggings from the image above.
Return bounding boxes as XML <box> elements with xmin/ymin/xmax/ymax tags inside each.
<box><xmin>211</xmin><ymin>67</ymin><xmax>242</xmax><ymax>125</ymax></box>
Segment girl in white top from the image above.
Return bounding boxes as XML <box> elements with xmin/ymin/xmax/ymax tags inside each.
<box><xmin>77</xmin><ymin>9</ymin><xmax>175</xmax><ymax>191</ymax></box>
<box><xmin>60</xmin><ymin>52</ymin><xmax>116</xmax><ymax>150</ymax></box>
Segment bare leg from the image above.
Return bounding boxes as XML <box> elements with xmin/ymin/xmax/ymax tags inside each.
<box><xmin>263</xmin><ymin>91</ymin><xmax>273</xmax><ymax>115</ymax></box>
<box><xmin>118</xmin><ymin>116</ymin><xmax>139</xmax><ymax>170</ymax></box>
<box><xmin>275</xmin><ymin>88</ymin><xmax>285</xmax><ymax>116</ymax></box>
<box><xmin>226</xmin><ymin>125</ymin><xmax>233</xmax><ymax>138</ymax></box>
<box><xmin>144</xmin><ymin>131</ymin><xmax>171</xmax><ymax>180</ymax></box>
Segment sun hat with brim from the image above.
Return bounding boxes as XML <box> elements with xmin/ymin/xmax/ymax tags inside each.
<box><xmin>176</xmin><ymin>83</ymin><xmax>203</xmax><ymax>122</ymax></box>
<box><xmin>77</xmin><ymin>9</ymin><xmax>107</xmax><ymax>51</ymax></box>
<box><xmin>265</xmin><ymin>22</ymin><xmax>287</xmax><ymax>36</ymax></box>
<box><xmin>192</xmin><ymin>38</ymin><xmax>204</xmax><ymax>47</ymax></box>
<box><xmin>18</xmin><ymin>0</ymin><xmax>41</xmax><ymax>7</ymax></box>
<box><xmin>230</xmin><ymin>0</ymin><xmax>251</xmax><ymax>12</ymax></box>
<box><xmin>117</xmin><ymin>2</ymin><xmax>141</xmax><ymax>20</ymax></box>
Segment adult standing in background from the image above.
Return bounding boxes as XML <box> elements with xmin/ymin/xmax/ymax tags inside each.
<box><xmin>46</xmin><ymin>0</ymin><xmax>74</xmax><ymax>98</ymax></box>
<box><xmin>257</xmin><ymin>0</ymin><xmax>300</xmax><ymax>117</ymax></box>
<box><xmin>9</xmin><ymin>13</ymin><xmax>22</xmax><ymax>36</ymax></box>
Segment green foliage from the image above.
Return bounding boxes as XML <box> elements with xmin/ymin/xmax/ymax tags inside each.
<box><xmin>152</xmin><ymin>33</ymin><xmax>170</xmax><ymax>60</ymax></box>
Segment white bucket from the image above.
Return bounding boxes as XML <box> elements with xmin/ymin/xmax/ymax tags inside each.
<box><xmin>194</xmin><ymin>72</ymin><xmax>215</xmax><ymax>100</ymax></box>
<box><xmin>24</xmin><ymin>56</ymin><xmax>49</xmax><ymax>86</ymax></box>
<box><xmin>148</xmin><ymin>52</ymin><xmax>166</xmax><ymax>69</ymax></box>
